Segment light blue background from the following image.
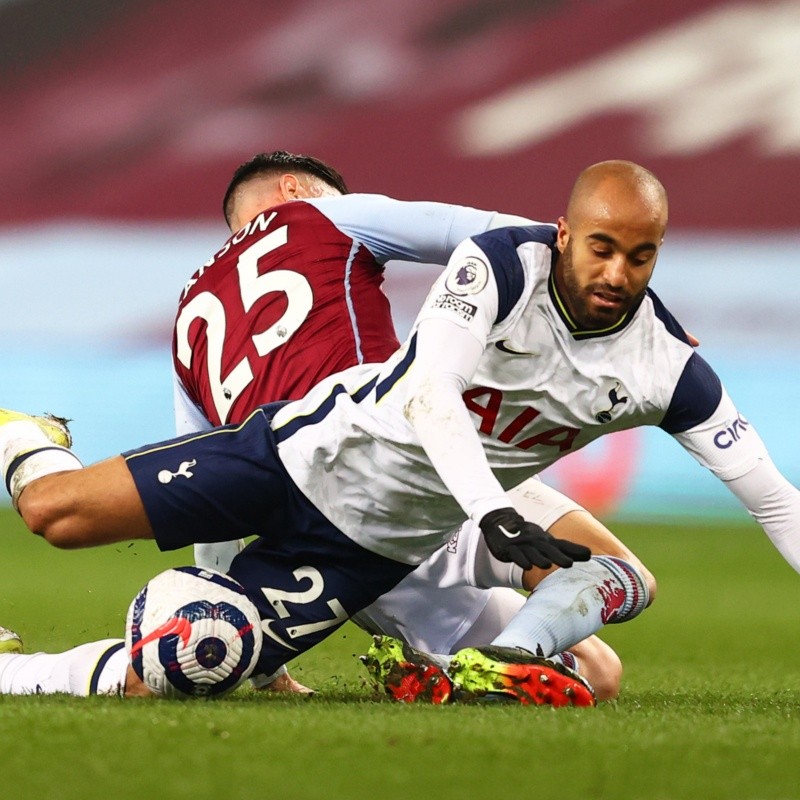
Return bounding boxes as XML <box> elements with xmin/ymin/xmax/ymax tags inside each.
<box><xmin>2</xmin><ymin>224</ymin><xmax>797</xmax><ymax>519</ymax></box>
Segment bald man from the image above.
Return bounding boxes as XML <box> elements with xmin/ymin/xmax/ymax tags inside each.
<box><xmin>3</xmin><ymin>160</ymin><xmax>798</xmax><ymax>704</ymax></box>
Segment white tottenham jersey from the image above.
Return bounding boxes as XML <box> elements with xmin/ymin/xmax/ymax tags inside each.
<box><xmin>273</xmin><ymin>225</ymin><xmax>798</xmax><ymax>567</ymax></box>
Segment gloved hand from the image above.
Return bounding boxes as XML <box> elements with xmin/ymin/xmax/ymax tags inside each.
<box><xmin>479</xmin><ymin>507</ymin><xmax>592</xmax><ymax>570</ymax></box>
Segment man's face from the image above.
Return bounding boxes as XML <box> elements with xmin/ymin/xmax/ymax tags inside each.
<box><xmin>555</xmin><ymin>186</ymin><xmax>665</xmax><ymax>330</ymax></box>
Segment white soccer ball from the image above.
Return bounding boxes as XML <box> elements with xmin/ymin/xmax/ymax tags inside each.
<box><xmin>125</xmin><ymin>566</ymin><xmax>263</xmax><ymax>699</ymax></box>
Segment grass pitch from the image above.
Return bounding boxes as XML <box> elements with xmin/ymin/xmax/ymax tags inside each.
<box><xmin>1</xmin><ymin>507</ymin><xmax>799</xmax><ymax>800</ymax></box>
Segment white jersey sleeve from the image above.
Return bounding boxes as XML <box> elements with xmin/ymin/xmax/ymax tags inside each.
<box><xmin>305</xmin><ymin>194</ymin><xmax>534</xmax><ymax>265</ymax></box>
<box><xmin>672</xmin><ymin>387</ymin><xmax>800</xmax><ymax>573</ymax></box>
<box><xmin>403</xmin><ymin>238</ymin><xmax>522</xmax><ymax>523</ymax></box>
<box><xmin>670</xmin><ymin>386</ymin><xmax>768</xmax><ymax>480</ymax></box>
<box><xmin>405</xmin><ymin>317</ymin><xmax>511</xmax><ymax>523</ymax></box>
<box><xmin>726</xmin><ymin>459</ymin><xmax>800</xmax><ymax>573</ymax></box>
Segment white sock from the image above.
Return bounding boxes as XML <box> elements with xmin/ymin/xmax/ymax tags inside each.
<box><xmin>194</xmin><ymin>540</ymin><xmax>245</xmax><ymax>573</ymax></box>
<box><xmin>490</xmin><ymin>556</ymin><xmax>649</xmax><ymax>656</ymax></box>
<box><xmin>1</xmin><ymin>421</ymin><xmax>82</xmax><ymax>508</ymax></box>
<box><xmin>250</xmin><ymin>665</ymin><xmax>288</xmax><ymax>688</ymax></box>
<box><xmin>0</xmin><ymin>639</ymin><xmax>127</xmax><ymax>696</ymax></box>
<box><xmin>549</xmin><ymin>650</ymin><xmax>580</xmax><ymax>674</ymax></box>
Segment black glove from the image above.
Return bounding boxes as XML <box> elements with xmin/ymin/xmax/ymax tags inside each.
<box><xmin>479</xmin><ymin>507</ymin><xmax>592</xmax><ymax>570</ymax></box>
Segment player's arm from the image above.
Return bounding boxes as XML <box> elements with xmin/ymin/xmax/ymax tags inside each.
<box><xmin>306</xmin><ymin>193</ymin><xmax>536</xmax><ymax>265</ymax></box>
<box><xmin>662</xmin><ymin>360</ymin><xmax>800</xmax><ymax>573</ymax></box>
<box><xmin>402</xmin><ymin>238</ymin><xmax>589</xmax><ymax>570</ymax></box>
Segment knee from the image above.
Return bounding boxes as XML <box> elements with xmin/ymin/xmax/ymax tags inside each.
<box><xmin>641</xmin><ymin>565</ymin><xmax>657</xmax><ymax>606</ymax></box>
<box><xmin>18</xmin><ymin>480</ymin><xmax>82</xmax><ymax>549</ymax></box>
<box><xmin>590</xmin><ymin>555</ymin><xmax>654</xmax><ymax>624</ymax></box>
<box><xmin>605</xmin><ymin>551</ymin><xmax>657</xmax><ymax>608</ymax></box>
<box><xmin>624</xmin><ymin>555</ymin><xmax>657</xmax><ymax>606</ymax></box>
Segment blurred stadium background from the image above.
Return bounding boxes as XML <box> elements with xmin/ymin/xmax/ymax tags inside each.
<box><xmin>1</xmin><ymin>0</ymin><xmax>797</xmax><ymax>520</ymax></box>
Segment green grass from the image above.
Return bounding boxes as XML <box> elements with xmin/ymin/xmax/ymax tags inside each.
<box><xmin>2</xmin><ymin>507</ymin><xmax>799</xmax><ymax>800</ymax></box>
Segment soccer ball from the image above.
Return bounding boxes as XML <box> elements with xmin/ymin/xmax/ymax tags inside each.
<box><xmin>125</xmin><ymin>566</ymin><xmax>263</xmax><ymax>699</ymax></box>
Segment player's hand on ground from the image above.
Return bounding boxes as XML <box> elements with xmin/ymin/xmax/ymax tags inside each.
<box><xmin>479</xmin><ymin>507</ymin><xmax>592</xmax><ymax>570</ymax></box>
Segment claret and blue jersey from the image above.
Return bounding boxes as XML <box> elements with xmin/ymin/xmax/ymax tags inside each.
<box><xmin>172</xmin><ymin>193</ymin><xmax>523</xmax><ymax>428</ymax></box>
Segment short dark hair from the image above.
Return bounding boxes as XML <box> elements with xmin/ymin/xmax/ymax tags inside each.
<box><xmin>222</xmin><ymin>150</ymin><xmax>349</xmax><ymax>224</ymax></box>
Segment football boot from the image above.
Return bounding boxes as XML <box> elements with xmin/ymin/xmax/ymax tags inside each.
<box><xmin>360</xmin><ymin>635</ymin><xmax>453</xmax><ymax>704</ymax></box>
<box><xmin>0</xmin><ymin>409</ymin><xmax>72</xmax><ymax>448</ymax></box>
<box><xmin>0</xmin><ymin>626</ymin><xmax>23</xmax><ymax>655</ymax></box>
<box><xmin>448</xmin><ymin>645</ymin><xmax>596</xmax><ymax>707</ymax></box>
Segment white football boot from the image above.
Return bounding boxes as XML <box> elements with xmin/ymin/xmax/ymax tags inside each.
<box><xmin>0</xmin><ymin>409</ymin><xmax>72</xmax><ymax>448</ymax></box>
<box><xmin>0</xmin><ymin>626</ymin><xmax>23</xmax><ymax>655</ymax></box>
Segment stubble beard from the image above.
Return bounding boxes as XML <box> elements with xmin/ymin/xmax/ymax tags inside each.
<box><xmin>559</xmin><ymin>244</ymin><xmax>637</xmax><ymax>330</ymax></box>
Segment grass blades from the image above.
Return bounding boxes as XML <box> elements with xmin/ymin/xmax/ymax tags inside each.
<box><xmin>1</xmin><ymin>508</ymin><xmax>799</xmax><ymax>799</ymax></box>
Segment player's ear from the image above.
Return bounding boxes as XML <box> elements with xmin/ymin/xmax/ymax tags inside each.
<box><xmin>556</xmin><ymin>216</ymin><xmax>570</xmax><ymax>253</ymax></box>
<box><xmin>278</xmin><ymin>173</ymin><xmax>301</xmax><ymax>201</ymax></box>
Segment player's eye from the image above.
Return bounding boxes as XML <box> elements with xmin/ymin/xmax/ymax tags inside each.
<box><xmin>630</xmin><ymin>253</ymin><xmax>654</xmax><ymax>267</ymax></box>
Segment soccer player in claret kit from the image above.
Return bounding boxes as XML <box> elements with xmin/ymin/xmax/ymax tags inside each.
<box><xmin>174</xmin><ymin>150</ymin><xmax>534</xmax><ymax>427</ymax></box>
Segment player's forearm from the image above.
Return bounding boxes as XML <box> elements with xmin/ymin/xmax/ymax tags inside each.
<box><xmin>670</xmin><ymin>390</ymin><xmax>800</xmax><ymax>571</ymax></box>
<box><xmin>404</xmin><ymin>319</ymin><xmax>509</xmax><ymax>522</ymax></box>
<box><xmin>724</xmin><ymin>459</ymin><xmax>800</xmax><ymax>574</ymax></box>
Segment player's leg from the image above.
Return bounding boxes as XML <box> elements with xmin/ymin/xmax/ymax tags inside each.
<box><xmin>449</xmin><ymin>587</ymin><xmax>621</xmax><ymax>701</ymax></box>
<box><xmin>362</xmin><ymin>589</ymin><xmax>621</xmax><ymax>704</ymax></box>
<box><xmin>356</xmin><ymin>545</ymin><xmax>621</xmax><ymax>703</ymax></box>
<box><xmin>227</xmin><ymin>524</ymin><xmax>415</xmax><ymax>679</ymax></box>
<box><xmin>566</xmin><ymin>636</ymin><xmax>622</xmax><ymax>701</ymax></box>
<box><xmin>380</xmin><ymin>479</ymin><xmax>639</xmax><ymax>703</ymax></box>
<box><xmin>1</xmin><ymin>409</ymin><xmax>154</xmax><ymax>547</ymax></box>
<box><xmin>522</xmin><ymin>507</ymin><xmax>656</xmax><ymax>597</ymax></box>
<box><xmin>354</xmin><ymin>480</ymin><xmax>635</xmax><ymax>704</ymax></box>
<box><xmin>194</xmin><ymin>541</ymin><xmax>244</xmax><ymax>572</ymax></box>
<box><xmin>484</xmin><ymin>480</ymin><xmax>653</xmax><ymax>658</ymax></box>
<box><xmin>251</xmin><ymin>669</ymin><xmax>314</xmax><ymax>695</ymax></box>
<box><xmin>0</xmin><ymin>631</ymin><xmax>132</xmax><ymax>697</ymax></box>
<box><xmin>6</xmin><ymin>406</ymin><xmax>295</xmax><ymax>552</ymax></box>
<box><xmin>193</xmin><ymin>537</ymin><xmax>312</xmax><ymax>693</ymax></box>
<box><xmin>484</xmin><ymin>478</ymin><xmax>656</xmax><ymax>597</ymax></box>
<box><xmin>18</xmin><ymin>456</ymin><xmax>153</xmax><ymax>547</ymax></box>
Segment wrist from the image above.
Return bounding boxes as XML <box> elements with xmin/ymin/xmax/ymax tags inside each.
<box><xmin>471</xmin><ymin>497</ymin><xmax>514</xmax><ymax>525</ymax></box>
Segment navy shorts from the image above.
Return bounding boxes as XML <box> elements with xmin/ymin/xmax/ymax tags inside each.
<box><xmin>124</xmin><ymin>403</ymin><xmax>415</xmax><ymax>673</ymax></box>
<box><xmin>125</xmin><ymin>403</ymin><xmax>307</xmax><ymax>551</ymax></box>
<box><xmin>229</xmin><ymin>527</ymin><xmax>413</xmax><ymax>675</ymax></box>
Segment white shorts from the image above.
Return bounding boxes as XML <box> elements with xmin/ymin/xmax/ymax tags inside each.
<box><xmin>350</xmin><ymin>478</ymin><xmax>584</xmax><ymax>654</ymax></box>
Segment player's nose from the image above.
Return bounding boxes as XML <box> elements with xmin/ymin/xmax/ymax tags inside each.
<box><xmin>601</xmin><ymin>255</ymin><xmax>627</xmax><ymax>287</ymax></box>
